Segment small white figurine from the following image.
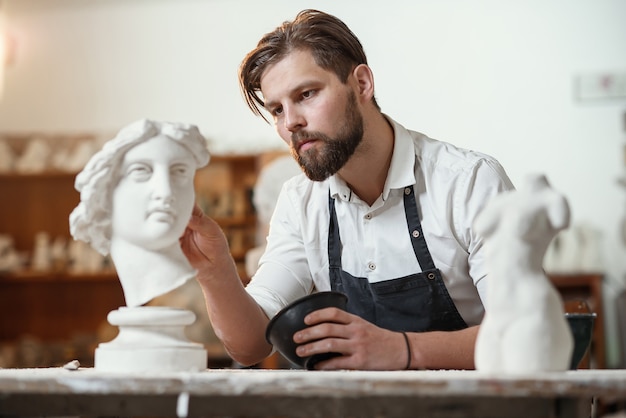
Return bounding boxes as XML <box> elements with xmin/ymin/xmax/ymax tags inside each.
<box><xmin>69</xmin><ymin>119</ymin><xmax>210</xmax><ymax>307</ymax></box>
<box><xmin>50</xmin><ymin>236</ymin><xmax>68</xmax><ymax>271</ymax></box>
<box><xmin>543</xmin><ymin>222</ymin><xmax>604</xmax><ymax>273</ymax></box>
<box><xmin>0</xmin><ymin>140</ymin><xmax>15</xmax><ymax>172</ymax></box>
<box><xmin>0</xmin><ymin>234</ymin><xmax>21</xmax><ymax>272</ymax></box>
<box><xmin>474</xmin><ymin>174</ymin><xmax>574</xmax><ymax>373</ymax></box>
<box><xmin>15</xmin><ymin>137</ymin><xmax>52</xmax><ymax>173</ymax></box>
<box><xmin>66</xmin><ymin>240</ymin><xmax>86</xmax><ymax>273</ymax></box>
<box><xmin>31</xmin><ymin>232</ymin><xmax>52</xmax><ymax>272</ymax></box>
<box><xmin>65</xmin><ymin>140</ymin><xmax>99</xmax><ymax>173</ymax></box>
<box><xmin>67</xmin><ymin>240</ymin><xmax>106</xmax><ymax>274</ymax></box>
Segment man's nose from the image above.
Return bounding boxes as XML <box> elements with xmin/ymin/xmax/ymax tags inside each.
<box><xmin>284</xmin><ymin>105</ymin><xmax>305</xmax><ymax>133</ymax></box>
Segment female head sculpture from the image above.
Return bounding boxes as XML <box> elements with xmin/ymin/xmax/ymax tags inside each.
<box><xmin>70</xmin><ymin>119</ymin><xmax>210</xmax><ymax>307</ymax></box>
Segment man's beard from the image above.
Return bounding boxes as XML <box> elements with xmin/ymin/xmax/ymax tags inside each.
<box><xmin>290</xmin><ymin>91</ymin><xmax>364</xmax><ymax>182</ymax></box>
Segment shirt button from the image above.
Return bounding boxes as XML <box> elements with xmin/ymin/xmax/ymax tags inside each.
<box><xmin>412</xmin><ymin>230</ymin><xmax>420</xmax><ymax>238</ymax></box>
<box><xmin>365</xmin><ymin>213</ymin><xmax>372</xmax><ymax>220</ymax></box>
<box><xmin>368</xmin><ymin>262</ymin><xmax>376</xmax><ymax>271</ymax></box>
<box><xmin>404</xmin><ymin>187</ymin><xmax>411</xmax><ymax>195</ymax></box>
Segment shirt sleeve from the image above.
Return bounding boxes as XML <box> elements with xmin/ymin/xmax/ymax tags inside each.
<box><xmin>245</xmin><ymin>183</ymin><xmax>314</xmax><ymax>319</ymax></box>
<box><xmin>458</xmin><ymin>157</ymin><xmax>515</xmax><ymax>309</ymax></box>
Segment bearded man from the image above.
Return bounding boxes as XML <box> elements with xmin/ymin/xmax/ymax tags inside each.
<box><xmin>181</xmin><ymin>9</ymin><xmax>514</xmax><ymax>370</ymax></box>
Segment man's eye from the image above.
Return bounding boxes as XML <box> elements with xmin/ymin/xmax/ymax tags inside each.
<box><xmin>302</xmin><ymin>90</ymin><xmax>315</xmax><ymax>99</ymax></box>
<box><xmin>272</xmin><ymin>107</ymin><xmax>283</xmax><ymax>116</ymax></box>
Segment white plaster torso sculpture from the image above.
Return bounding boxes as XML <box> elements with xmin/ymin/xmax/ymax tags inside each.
<box><xmin>69</xmin><ymin>119</ymin><xmax>210</xmax><ymax>307</ymax></box>
<box><xmin>474</xmin><ymin>174</ymin><xmax>574</xmax><ymax>373</ymax></box>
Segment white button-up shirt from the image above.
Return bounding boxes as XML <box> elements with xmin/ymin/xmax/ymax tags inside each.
<box><xmin>246</xmin><ymin>117</ymin><xmax>514</xmax><ymax>326</ymax></box>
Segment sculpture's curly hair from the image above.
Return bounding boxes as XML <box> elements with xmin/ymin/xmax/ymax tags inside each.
<box><xmin>69</xmin><ymin>119</ymin><xmax>210</xmax><ymax>255</ymax></box>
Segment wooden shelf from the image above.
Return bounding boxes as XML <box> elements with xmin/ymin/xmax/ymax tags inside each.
<box><xmin>0</xmin><ymin>171</ymin><xmax>80</xmax><ymax>252</ymax></box>
<box><xmin>0</xmin><ymin>270</ymin><xmax>117</xmax><ymax>282</ymax></box>
<box><xmin>0</xmin><ymin>272</ymin><xmax>125</xmax><ymax>342</ymax></box>
<box><xmin>0</xmin><ymin>170</ymin><xmax>79</xmax><ymax>179</ymax></box>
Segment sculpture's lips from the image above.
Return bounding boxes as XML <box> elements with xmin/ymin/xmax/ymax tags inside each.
<box><xmin>147</xmin><ymin>207</ymin><xmax>176</xmax><ymax>221</ymax></box>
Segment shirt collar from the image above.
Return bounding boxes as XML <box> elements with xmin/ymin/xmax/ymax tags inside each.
<box><xmin>382</xmin><ymin>115</ymin><xmax>417</xmax><ymax>200</ymax></box>
<box><xmin>329</xmin><ymin>115</ymin><xmax>417</xmax><ymax>202</ymax></box>
<box><xmin>329</xmin><ymin>175</ymin><xmax>351</xmax><ymax>201</ymax></box>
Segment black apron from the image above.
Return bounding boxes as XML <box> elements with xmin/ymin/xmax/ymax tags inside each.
<box><xmin>328</xmin><ymin>186</ymin><xmax>467</xmax><ymax>332</ymax></box>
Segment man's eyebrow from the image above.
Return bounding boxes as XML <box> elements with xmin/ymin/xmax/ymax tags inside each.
<box><xmin>264</xmin><ymin>99</ymin><xmax>279</xmax><ymax>111</ymax></box>
<box><xmin>263</xmin><ymin>80</ymin><xmax>319</xmax><ymax>110</ymax></box>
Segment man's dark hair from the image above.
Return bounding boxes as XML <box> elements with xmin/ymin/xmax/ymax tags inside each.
<box><xmin>239</xmin><ymin>9</ymin><xmax>378</xmax><ymax>121</ymax></box>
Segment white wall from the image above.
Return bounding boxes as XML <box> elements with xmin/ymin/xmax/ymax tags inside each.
<box><xmin>1</xmin><ymin>0</ymin><xmax>626</xmax><ymax>362</ymax></box>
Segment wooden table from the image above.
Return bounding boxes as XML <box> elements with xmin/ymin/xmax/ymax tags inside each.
<box><xmin>1</xmin><ymin>368</ymin><xmax>626</xmax><ymax>417</ymax></box>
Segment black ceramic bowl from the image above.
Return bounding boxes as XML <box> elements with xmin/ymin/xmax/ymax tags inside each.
<box><xmin>565</xmin><ymin>312</ymin><xmax>596</xmax><ymax>370</ymax></box>
<box><xmin>266</xmin><ymin>291</ymin><xmax>348</xmax><ymax>370</ymax></box>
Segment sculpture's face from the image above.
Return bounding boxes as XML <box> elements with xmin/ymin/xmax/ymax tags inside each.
<box><xmin>111</xmin><ymin>135</ymin><xmax>196</xmax><ymax>251</ymax></box>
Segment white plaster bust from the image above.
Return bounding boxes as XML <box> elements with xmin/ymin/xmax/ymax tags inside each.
<box><xmin>69</xmin><ymin>119</ymin><xmax>210</xmax><ymax>307</ymax></box>
<box><xmin>473</xmin><ymin>174</ymin><xmax>574</xmax><ymax>373</ymax></box>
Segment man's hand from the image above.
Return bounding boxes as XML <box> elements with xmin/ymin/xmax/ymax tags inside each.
<box><xmin>292</xmin><ymin>308</ymin><xmax>409</xmax><ymax>370</ymax></box>
<box><xmin>179</xmin><ymin>204</ymin><xmax>234</xmax><ymax>278</ymax></box>
<box><xmin>293</xmin><ymin>308</ymin><xmax>479</xmax><ymax>370</ymax></box>
<box><xmin>179</xmin><ymin>204</ymin><xmax>272</xmax><ymax>365</ymax></box>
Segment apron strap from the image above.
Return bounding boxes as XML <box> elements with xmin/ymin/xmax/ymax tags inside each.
<box><xmin>328</xmin><ymin>192</ymin><xmax>342</xmax><ymax>269</ymax></box>
<box><xmin>403</xmin><ymin>186</ymin><xmax>437</xmax><ymax>272</ymax></box>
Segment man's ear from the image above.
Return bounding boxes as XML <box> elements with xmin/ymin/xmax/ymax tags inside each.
<box><xmin>352</xmin><ymin>64</ymin><xmax>375</xmax><ymax>102</ymax></box>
